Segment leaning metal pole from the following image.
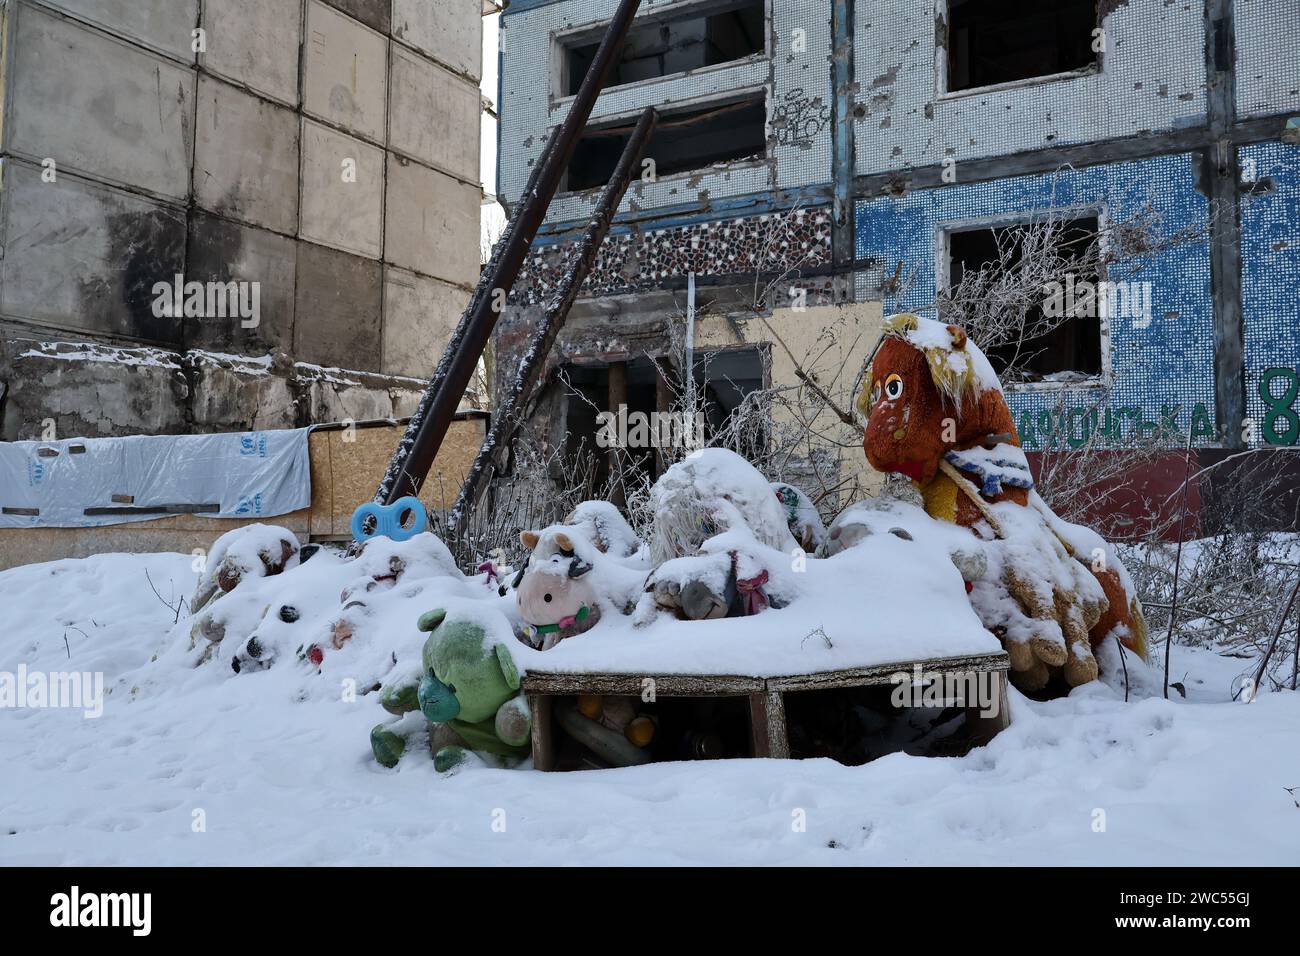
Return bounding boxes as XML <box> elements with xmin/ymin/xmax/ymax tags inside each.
<box><xmin>448</xmin><ymin>106</ymin><xmax>659</xmax><ymax>540</ymax></box>
<box><xmin>374</xmin><ymin>0</ymin><xmax>645</xmax><ymax>505</ymax></box>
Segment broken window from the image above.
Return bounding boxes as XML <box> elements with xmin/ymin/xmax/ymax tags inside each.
<box><xmin>947</xmin><ymin>216</ymin><xmax>1103</xmax><ymax>383</ymax></box>
<box><xmin>558</xmin><ymin>346</ymin><xmax>765</xmax><ymax>489</ymax></box>
<box><xmin>946</xmin><ymin>0</ymin><xmax>1098</xmax><ymax>92</ymax></box>
<box><xmin>566</xmin><ymin>93</ymin><xmax>766</xmax><ymax>191</ymax></box>
<box><xmin>561</xmin><ymin>0</ymin><xmax>764</xmax><ymax>97</ymax></box>
<box><xmin>690</xmin><ymin>346</ymin><xmax>766</xmax><ymax>457</ymax></box>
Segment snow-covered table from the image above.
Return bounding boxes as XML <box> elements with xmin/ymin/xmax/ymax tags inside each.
<box><xmin>523</xmin><ymin>649</ymin><xmax>1010</xmax><ymax>770</ymax></box>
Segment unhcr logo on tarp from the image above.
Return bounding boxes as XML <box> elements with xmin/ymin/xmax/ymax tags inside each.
<box><xmin>239</xmin><ymin>433</ymin><xmax>268</xmax><ymax>457</ymax></box>
<box><xmin>235</xmin><ymin>492</ymin><xmax>264</xmax><ymax>516</ymax></box>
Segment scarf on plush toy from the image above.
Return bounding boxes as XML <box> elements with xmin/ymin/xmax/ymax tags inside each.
<box><xmin>942</xmin><ymin>442</ymin><xmax>1035</xmax><ymax>497</ymax></box>
<box><xmin>730</xmin><ymin>552</ymin><xmax>771</xmax><ymax>616</ymax></box>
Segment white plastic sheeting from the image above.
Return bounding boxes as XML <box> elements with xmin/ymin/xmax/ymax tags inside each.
<box><xmin>0</xmin><ymin>429</ymin><xmax>312</xmax><ymax>528</ymax></box>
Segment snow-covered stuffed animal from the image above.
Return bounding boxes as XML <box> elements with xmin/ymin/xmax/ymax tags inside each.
<box><xmin>857</xmin><ymin>313</ymin><xmax>1148</xmax><ymax>692</ymax></box>
<box><xmin>644</xmin><ymin>448</ymin><xmax>800</xmax><ymax>620</ymax></box>
<box><xmin>512</xmin><ymin>514</ymin><xmax>647</xmax><ymax>649</ymax></box>
<box><xmin>514</xmin><ymin>528</ymin><xmax>603</xmax><ymax>649</ymax></box>
<box><xmin>370</xmin><ymin>606</ymin><xmax>531</xmax><ymax>772</ymax></box>
<box><xmin>771</xmin><ymin>481</ymin><xmax>827</xmax><ymax>553</ymax></box>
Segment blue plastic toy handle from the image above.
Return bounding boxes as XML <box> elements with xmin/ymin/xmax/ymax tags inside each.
<box><xmin>350</xmin><ymin>496</ymin><xmax>428</xmax><ymax>543</ymax></box>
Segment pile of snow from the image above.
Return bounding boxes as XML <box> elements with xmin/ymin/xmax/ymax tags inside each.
<box><xmin>647</xmin><ymin>448</ymin><xmax>798</xmax><ymax>565</ymax></box>
<box><xmin>1</xmin><ymin>547</ymin><xmax>1296</xmax><ymax>864</ymax></box>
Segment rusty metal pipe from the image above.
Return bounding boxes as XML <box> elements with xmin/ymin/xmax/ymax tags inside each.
<box><xmin>375</xmin><ymin>0</ymin><xmax>645</xmax><ymax>505</ymax></box>
<box><xmin>449</xmin><ymin>106</ymin><xmax>659</xmax><ymax>537</ymax></box>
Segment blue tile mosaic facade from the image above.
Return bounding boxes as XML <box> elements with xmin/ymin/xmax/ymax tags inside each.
<box><xmin>1240</xmin><ymin>140</ymin><xmax>1300</xmax><ymax>447</ymax></box>
<box><xmin>853</xmin><ymin>155</ymin><xmax>1220</xmax><ymax>450</ymax></box>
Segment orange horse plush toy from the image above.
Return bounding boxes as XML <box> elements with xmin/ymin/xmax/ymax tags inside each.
<box><xmin>858</xmin><ymin>313</ymin><xmax>1147</xmax><ymax>692</ymax></box>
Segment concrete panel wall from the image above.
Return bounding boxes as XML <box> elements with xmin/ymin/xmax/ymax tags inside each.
<box><xmin>393</xmin><ymin>0</ymin><xmax>482</xmax><ymax>81</ymax></box>
<box><xmin>0</xmin><ymin>0</ymin><xmax>483</xmax><ymax>440</ymax></box>
<box><xmin>384</xmin><ymin>154</ymin><xmax>480</xmax><ymax>283</ymax></box>
<box><xmin>38</xmin><ymin>0</ymin><xmax>199</xmax><ymax>61</ymax></box>
<box><xmin>187</xmin><ymin>352</ymin><xmax>299</xmax><ymax>431</ymax></box>
<box><xmin>201</xmin><ymin>0</ymin><xmax>303</xmax><ymax>106</ymax></box>
<box><xmin>389</xmin><ymin>43</ymin><xmax>479</xmax><ymax>182</ymax></box>
<box><xmin>303</xmin><ymin>0</ymin><xmax>389</xmax><ymax>142</ymax></box>
<box><xmin>185</xmin><ymin>212</ymin><xmax>298</xmax><ymax>355</ymax></box>
<box><xmin>193</xmin><ymin>76</ymin><xmax>300</xmax><ymax>234</ymax></box>
<box><xmin>293</xmin><ymin>241</ymin><xmax>383</xmax><ymax>370</ymax></box>
<box><xmin>0</xmin><ymin>161</ymin><xmax>186</xmax><ymax>342</ymax></box>
<box><xmin>300</xmin><ymin>118</ymin><xmax>385</xmax><ymax>258</ymax></box>
<box><xmin>383</xmin><ymin>267</ymin><xmax>468</xmax><ymax>378</ymax></box>
<box><xmin>322</xmin><ymin>0</ymin><xmax>392</xmax><ymax>34</ymax></box>
<box><xmin>6</xmin><ymin>4</ymin><xmax>195</xmax><ymax>199</ymax></box>
<box><xmin>499</xmin><ymin>0</ymin><xmax>776</xmax><ymax>224</ymax></box>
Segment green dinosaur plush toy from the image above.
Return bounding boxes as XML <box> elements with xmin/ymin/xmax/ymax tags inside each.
<box><xmin>370</xmin><ymin>608</ymin><xmax>532</xmax><ymax>772</ymax></box>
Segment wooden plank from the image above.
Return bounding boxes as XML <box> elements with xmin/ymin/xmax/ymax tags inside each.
<box><xmin>528</xmin><ymin>693</ymin><xmax>556</xmax><ymax>772</ymax></box>
<box><xmin>763</xmin><ymin>689</ymin><xmax>789</xmax><ymax>758</ymax></box>
<box><xmin>766</xmin><ymin>652</ymin><xmax>1009</xmax><ymax>692</ymax></box>
<box><xmin>307</xmin><ymin>429</ymin><xmax>334</xmax><ymax>538</ymax></box>
<box><xmin>521</xmin><ymin>672</ymin><xmax>765</xmax><ymax>696</ymax></box>
<box><xmin>965</xmin><ymin>669</ymin><xmax>1011</xmax><ymax>745</ymax></box>
<box><xmin>747</xmin><ymin>692</ymin><xmax>770</xmax><ymax>757</ymax></box>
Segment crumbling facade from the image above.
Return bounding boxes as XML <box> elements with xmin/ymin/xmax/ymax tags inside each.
<box><xmin>493</xmin><ymin>0</ymin><xmax>1299</xmax><ymax>513</ymax></box>
<box><xmin>0</xmin><ymin>0</ymin><xmax>484</xmax><ymax>440</ymax></box>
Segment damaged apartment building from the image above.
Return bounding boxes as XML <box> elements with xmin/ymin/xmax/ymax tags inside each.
<box><xmin>0</xmin><ymin>0</ymin><xmax>485</xmax><ymax>440</ymax></box>
<box><xmin>492</xmin><ymin>0</ymin><xmax>1299</xmax><ymax>516</ymax></box>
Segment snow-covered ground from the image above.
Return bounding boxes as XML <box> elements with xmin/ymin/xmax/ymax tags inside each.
<box><xmin>1</xmin><ymin>549</ymin><xmax>1297</xmax><ymax>866</ymax></box>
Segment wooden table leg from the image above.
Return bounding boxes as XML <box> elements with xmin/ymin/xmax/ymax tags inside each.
<box><xmin>965</xmin><ymin>669</ymin><xmax>1010</xmax><ymax>744</ymax></box>
<box><xmin>749</xmin><ymin>690</ymin><xmax>789</xmax><ymax>758</ymax></box>
<box><xmin>529</xmin><ymin>694</ymin><xmax>556</xmax><ymax>771</ymax></box>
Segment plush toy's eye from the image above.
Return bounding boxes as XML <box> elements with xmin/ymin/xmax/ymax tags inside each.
<box><xmin>884</xmin><ymin>373</ymin><xmax>904</xmax><ymax>401</ymax></box>
<box><xmin>871</xmin><ymin>381</ymin><xmax>881</xmax><ymax>406</ymax></box>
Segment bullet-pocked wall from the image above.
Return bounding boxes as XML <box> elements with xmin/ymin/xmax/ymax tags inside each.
<box><xmin>854</xmin><ymin>154</ymin><xmax>1218</xmax><ymax>451</ymax></box>
<box><xmin>853</xmin><ymin>0</ymin><xmax>1207</xmax><ymax>175</ymax></box>
<box><xmin>498</xmin><ymin>0</ymin><xmax>836</xmax><ymax>302</ymax></box>
<box><xmin>0</xmin><ymin>0</ymin><xmax>483</xmax><ymax>440</ymax></box>
<box><xmin>1234</xmin><ymin>0</ymin><xmax>1300</xmax><ymax>119</ymax></box>
<box><xmin>499</xmin><ymin>0</ymin><xmax>833</xmax><ymax>219</ymax></box>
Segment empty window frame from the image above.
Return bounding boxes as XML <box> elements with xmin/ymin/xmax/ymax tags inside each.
<box><xmin>559</xmin><ymin>347</ymin><xmax>766</xmax><ymax>485</ymax></box>
<box><xmin>566</xmin><ymin>92</ymin><xmax>766</xmax><ymax>191</ymax></box>
<box><xmin>946</xmin><ymin>215</ymin><xmax>1104</xmax><ymax>384</ymax></box>
<box><xmin>560</xmin><ymin>0</ymin><xmax>765</xmax><ymax>97</ymax></box>
<box><xmin>946</xmin><ymin>0</ymin><xmax>1098</xmax><ymax>93</ymax></box>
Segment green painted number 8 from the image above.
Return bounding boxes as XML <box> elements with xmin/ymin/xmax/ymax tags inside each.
<box><xmin>1260</xmin><ymin>368</ymin><xmax>1300</xmax><ymax>445</ymax></box>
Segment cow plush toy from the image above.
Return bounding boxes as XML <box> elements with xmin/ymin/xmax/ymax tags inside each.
<box><xmin>857</xmin><ymin>313</ymin><xmax>1148</xmax><ymax>692</ymax></box>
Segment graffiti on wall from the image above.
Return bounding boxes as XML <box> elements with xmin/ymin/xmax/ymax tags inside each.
<box><xmin>771</xmin><ymin>88</ymin><xmax>831</xmax><ymax>147</ymax></box>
